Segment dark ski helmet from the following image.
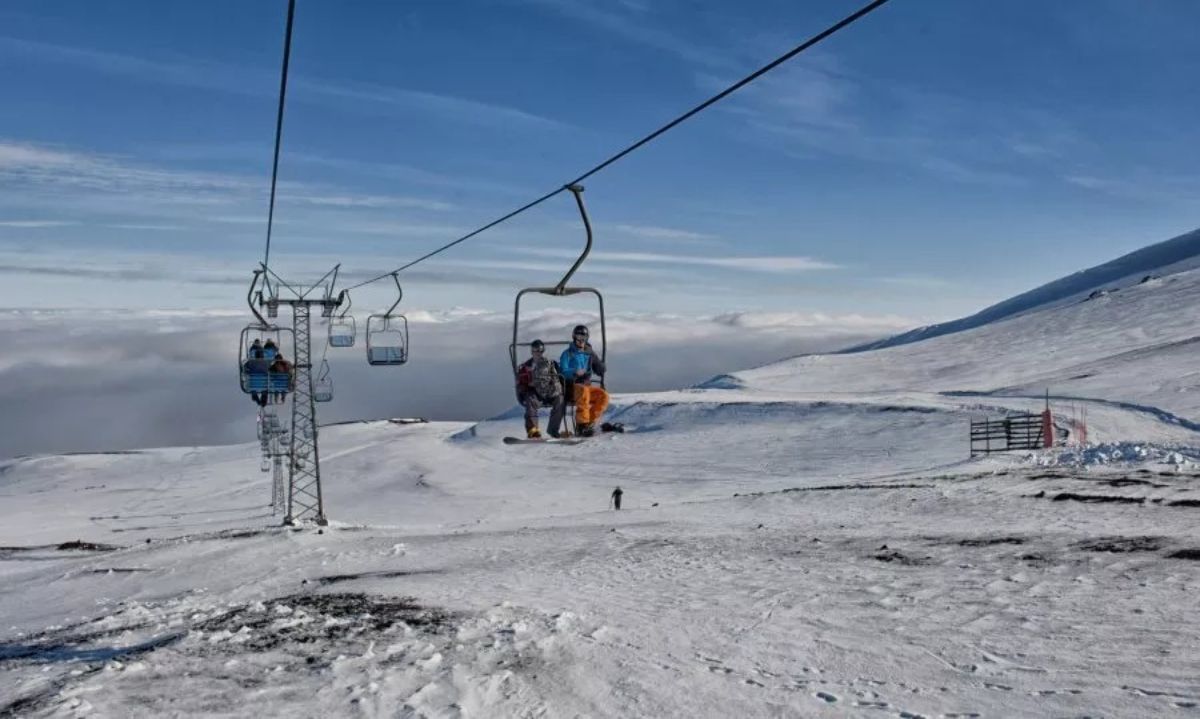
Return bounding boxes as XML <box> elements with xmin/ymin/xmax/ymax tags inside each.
<box><xmin>530</xmin><ymin>339</ymin><xmax>545</xmax><ymax>351</ymax></box>
<box><xmin>572</xmin><ymin>324</ymin><xmax>589</xmax><ymax>339</ymax></box>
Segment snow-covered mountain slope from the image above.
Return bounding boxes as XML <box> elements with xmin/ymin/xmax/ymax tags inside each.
<box><xmin>3</xmin><ymin>253</ymin><xmax>1200</xmax><ymax>717</ymax></box>
<box><xmin>724</xmin><ymin>262</ymin><xmax>1200</xmax><ymax>429</ymax></box>
<box><xmin>849</xmin><ymin>226</ymin><xmax>1200</xmax><ymax>352</ymax></box>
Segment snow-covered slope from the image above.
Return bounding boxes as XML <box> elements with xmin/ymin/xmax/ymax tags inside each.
<box><xmin>3</xmin><ymin>251</ymin><xmax>1200</xmax><ymax>717</ymax></box>
<box><xmin>726</xmin><ymin>262</ymin><xmax>1200</xmax><ymax>428</ymax></box>
<box><xmin>849</xmin><ymin>226</ymin><xmax>1200</xmax><ymax>352</ymax></box>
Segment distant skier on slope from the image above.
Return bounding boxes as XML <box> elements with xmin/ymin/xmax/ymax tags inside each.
<box><xmin>559</xmin><ymin>324</ymin><xmax>608</xmax><ymax>436</ymax></box>
<box><xmin>516</xmin><ymin>339</ymin><xmax>566</xmax><ymax>439</ymax></box>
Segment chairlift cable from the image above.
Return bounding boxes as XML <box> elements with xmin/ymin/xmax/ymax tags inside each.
<box><xmin>262</xmin><ymin>0</ymin><xmax>296</xmax><ymax>279</ymax></box>
<box><xmin>344</xmin><ymin>0</ymin><xmax>892</xmax><ymax>291</ymax></box>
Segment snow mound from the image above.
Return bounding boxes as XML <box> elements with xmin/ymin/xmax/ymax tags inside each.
<box><xmin>1032</xmin><ymin>442</ymin><xmax>1200</xmax><ymax>469</ymax></box>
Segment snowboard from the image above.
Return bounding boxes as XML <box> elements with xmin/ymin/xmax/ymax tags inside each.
<box><xmin>502</xmin><ymin>423</ymin><xmax>625</xmax><ymax>445</ymax></box>
<box><xmin>503</xmin><ymin>436</ymin><xmax>587</xmax><ymax>445</ymax></box>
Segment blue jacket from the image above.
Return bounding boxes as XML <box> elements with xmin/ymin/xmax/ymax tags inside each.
<box><xmin>559</xmin><ymin>344</ymin><xmax>605</xmax><ymax>386</ymax></box>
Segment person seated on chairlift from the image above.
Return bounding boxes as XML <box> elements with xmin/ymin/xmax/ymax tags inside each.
<box><xmin>244</xmin><ymin>340</ymin><xmax>270</xmax><ymax>407</ymax></box>
<box><xmin>262</xmin><ymin>339</ymin><xmax>279</xmax><ymax>360</ymax></box>
<box><xmin>516</xmin><ymin>339</ymin><xmax>566</xmax><ymax>439</ymax></box>
<box><xmin>268</xmin><ymin>354</ymin><xmax>293</xmax><ymax>404</ymax></box>
<box><xmin>559</xmin><ymin>324</ymin><xmax>608</xmax><ymax>437</ymax></box>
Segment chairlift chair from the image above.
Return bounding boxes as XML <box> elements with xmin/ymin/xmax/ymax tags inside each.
<box><xmin>366</xmin><ymin>274</ymin><xmax>409</xmax><ymax>366</ymax></box>
<box><xmin>328</xmin><ymin>291</ymin><xmax>356</xmax><ymax>348</ymax></box>
<box><xmin>314</xmin><ymin>359</ymin><xmax>334</xmax><ymax>402</ymax></box>
<box><xmin>239</xmin><ymin>270</ymin><xmax>296</xmax><ymax>396</ymax></box>
<box><xmin>509</xmin><ymin>185</ymin><xmax>606</xmax><ymax>432</ymax></box>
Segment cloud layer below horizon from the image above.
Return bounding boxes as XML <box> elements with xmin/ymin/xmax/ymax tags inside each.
<box><xmin>0</xmin><ymin>307</ymin><xmax>912</xmax><ymax>458</ymax></box>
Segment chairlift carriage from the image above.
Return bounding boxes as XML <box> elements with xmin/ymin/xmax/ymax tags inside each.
<box><xmin>509</xmin><ymin>184</ymin><xmax>607</xmax><ymax>429</ymax></box>
<box><xmin>366</xmin><ymin>273</ymin><xmax>410</xmax><ymax>366</ymax></box>
<box><xmin>314</xmin><ymin>359</ymin><xmax>333</xmax><ymax>402</ymax></box>
<box><xmin>239</xmin><ymin>271</ymin><xmax>295</xmax><ymax>398</ymax></box>
<box><xmin>328</xmin><ymin>292</ymin><xmax>356</xmax><ymax>347</ymax></box>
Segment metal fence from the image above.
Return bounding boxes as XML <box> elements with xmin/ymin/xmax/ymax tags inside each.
<box><xmin>970</xmin><ymin>413</ymin><xmax>1046</xmax><ymax>456</ymax></box>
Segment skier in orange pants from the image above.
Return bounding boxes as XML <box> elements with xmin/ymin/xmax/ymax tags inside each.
<box><xmin>559</xmin><ymin>324</ymin><xmax>608</xmax><ymax>436</ymax></box>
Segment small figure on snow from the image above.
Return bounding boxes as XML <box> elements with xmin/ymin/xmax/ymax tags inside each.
<box><xmin>516</xmin><ymin>339</ymin><xmax>566</xmax><ymax>439</ymax></box>
<box><xmin>559</xmin><ymin>325</ymin><xmax>608</xmax><ymax>437</ymax></box>
<box><xmin>610</xmin><ymin>486</ymin><xmax>623</xmax><ymax>510</ymax></box>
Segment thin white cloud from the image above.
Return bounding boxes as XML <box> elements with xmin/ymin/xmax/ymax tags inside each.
<box><xmin>523</xmin><ymin>0</ymin><xmax>731</xmax><ymax>69</ymax></box>
<box><xmin>877</xmin><ymin>275</ymin><xmax>959</xmax><ymax>291</ymax></box>
<box><xmin>293</xmin><ymin>77</ymin><xmax>569</xmax><ymax>132</ymax></box>
<box><xmin>612</xmin><ymin>223</ymin><xmax>719</xmax><ymax>242</ymax></box>
<box><xmin>0</xmin><ymin>139</ymin><xmax>466</xmax><ymax>240</ymax></box>
<box><xmin>0</xmin><ymin>36</ymin><xmax>567</xmax><ymax>133</ymax></box>
<box><xmin>1063</xmin><ymin>172</ymin><xmax>1200</xmax><ymax>205</ymax></box>
<box><xmin>282</xmin><ymin>194</ymin><xmax>454</xmax><ymax>212</ymax></box>
<box><xmin>104</xmin><ymin>223</ymin><xmax>187</xmax><ymax>231</ymax></box>
<box><xmin>0</xmin><ymin>220</ymin><xmax>79</xmax><ymax>228</ymax></box>
<box><xmin>514</xmin><ymin>246</ymin><xmax>838</xmax><ymax>273</ymax></box>
<box><xmin>0</xmin><ymin>139</ymin><xmax>255</xmax><ymax>198</ymax></box>
<box><xmin>337</xmin><ymin>220</ymin><xmax>466</xmax><ymax>238</ymax></box>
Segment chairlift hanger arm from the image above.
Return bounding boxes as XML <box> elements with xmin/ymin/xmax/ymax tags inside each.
<box><xmin>554</xmin><ymin>184</ymin><xmax>591</xmax><ymax>293</ymax></box>
<box><xmin>384</xmin><ymin>273</ymin><xmax>403</xmax><ymax>317</ymax></box>
<box><xmin>247</xmin><ymin>270</ymin><xmax>269</xmax><ymax>326</ymax></box>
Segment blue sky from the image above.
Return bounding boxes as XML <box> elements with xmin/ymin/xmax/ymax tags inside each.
<box><xmin>1</xmin><ymin>0</ymin><xmax>1198</xmax><ymax>321</ymax></box>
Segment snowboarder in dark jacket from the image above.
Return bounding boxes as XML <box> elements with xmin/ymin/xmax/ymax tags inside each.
<box><xmin>516</xmin><ymin>339</ymin><xmax>566</xmax><ymax>439</ymax></box>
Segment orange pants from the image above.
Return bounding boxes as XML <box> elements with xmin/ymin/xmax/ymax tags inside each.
<box><xmin>573</xmin><ymin>384</ymin><xmax>609</xmax><ymax>425</ymax></box>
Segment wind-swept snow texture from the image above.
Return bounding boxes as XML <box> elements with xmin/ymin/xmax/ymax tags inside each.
<box><xmin>3</xmin><ymin>249</ymin><xmax>1200</xmax><ymax>717</ymax></box>
<box><xmin>849</xmin><ymin>226</ymin><xmax>1200</xmax><ymax>352</ymax></box>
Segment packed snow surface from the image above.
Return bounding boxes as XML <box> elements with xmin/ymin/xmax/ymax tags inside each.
<box><xmin>3</xmin><ymin>265</ymin><xmax>1200</xmax><ymax>717</ymax></box>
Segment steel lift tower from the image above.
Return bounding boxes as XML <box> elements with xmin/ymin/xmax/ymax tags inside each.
<box><xmin>255</xmin><ymin>266</ymin><xmax>344</xmax><ymax>526</ymax></box>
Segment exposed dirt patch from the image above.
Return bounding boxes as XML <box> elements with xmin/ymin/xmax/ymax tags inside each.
<box><xmin>956</xmin><ymin>537</ymin><xmax>1026</xmax><ymax>547</ymax></box>
<box><xmin>1167</xmin><ymin>549</ymin><xmax>1200</xmax><ymax>561</ymax></box>
<box><xmin>1028</xmin><ymin>473</ymin><xmax>1070</xmax><ymax>481</ymax></box>
<box><xmin>1099</xmin><ymin>478</ymin><xmax>1165</xmax><ymax>488</ymax></box>
<box><xmin>1167</xmin><ymin>499</ymin><xmax>1200</xmax><ymax>508</ymax></box>
<box><xmin>735</xmin><ymin>482</ymin><xmax>933</xmax><ymax>498</ymax></box>
<box><xmin>194</xmin><ymin>592</ymin><xmax>452</xmax><ymax>652</ymax></box>
<box><xmin>56</xmin><ymin>541</ymin><xmax>121</xmax><ymax>552</ymax></box>
<box><xmin>1047</xmin><ymin>492</ymin><xmax>1145</xmax><ymax>505</ymax></box>
<box><xmin>873</xmin><ymin>549</ymin><xmax>931</xmax><ymax>566</ymax></box>
<box><xmin>1076</xmin><ymin>536</ymin><xmax>1165</xmax><ymax>553</ymax></box>
<box><xmin>314</xmin><ymin>569</ymin><xmax>443</xmax><ymax>586</ymax></box>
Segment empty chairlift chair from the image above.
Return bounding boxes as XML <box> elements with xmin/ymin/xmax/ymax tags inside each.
<box><xmin>314</xmin><ymin>359</ymin><xmax>334</xmax><ymax>402</ymax></box>
<box><xmin>366</xmin><ymin>274</ymin><xmax>409</xmax><ymax>366</ymax></box>
<box><xmin>328</xmin><ymin>292</ymin><xmax>356</xmax><ymax>348</ymax></box>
